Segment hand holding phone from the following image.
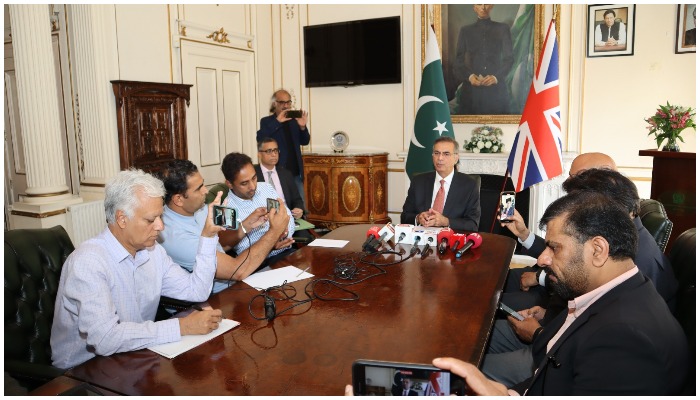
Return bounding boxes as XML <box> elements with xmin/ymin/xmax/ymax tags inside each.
<box><xmin>352</xmin><ymin>359</ymin><xmax>465</xmax><ymax>396</ymax></box>
<box><xmin>285</xmin><ymin>110</ymin><xmax>303</xmax><ymax>119</ymax></box>
<box><xmin>266</xmin><ymin>198</ymin><xmax>280</xmax><ymax>213</ymax></box>
<box><xmin>213</xmin><ymin>205</ymin><xmax>239</xmax><ymax>230</ymax></box>
<box><xmin>499</xmin><ymin>191</ymin><xmax>516</xmax><ymax>222</ymax></box>
<box><xmin>498</xmin><ymin>302</ymin><xmax>524</xmax><ymax>321</ymax></box>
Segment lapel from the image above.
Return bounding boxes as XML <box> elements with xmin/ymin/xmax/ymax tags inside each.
<box><xmin>527</xmin><ymin>272</ymin><xmax>646</xmax><ymax>389</ymax></box>
<box><xmin>442</xmin><ymin>172</ymin><xmax>461</xmax><ymax>212</ymax></box>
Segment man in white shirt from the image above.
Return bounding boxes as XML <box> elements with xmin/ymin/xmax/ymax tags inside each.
<box><xmin>222</xmin><ymin>152</ymin><xmax>297</xmax><ymax>264</ymax></box>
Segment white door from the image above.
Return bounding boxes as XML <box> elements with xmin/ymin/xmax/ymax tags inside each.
<box><xmin>180</xmin><ymin>40</ymin><xmax>257</xmax><ymax>186</ymax></box>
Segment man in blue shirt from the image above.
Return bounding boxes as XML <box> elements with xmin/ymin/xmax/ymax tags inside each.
<box><xmin>158</xmin><ymin>160</ymin><xmax>292</xmax><ymax>293</ymax></box>
<box><xmin>51</xmin><ymin>169</ymin><xmax>224</xmax><ymax>369</ymax></box>
<box><xmin>222</xmin><ymin>152</ymin><xmax>297</xmax><ymax>265</ymax></box>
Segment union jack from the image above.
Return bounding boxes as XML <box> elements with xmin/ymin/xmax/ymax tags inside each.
<box><xmin>507</xmin><ymin>20</ymin><xmax>563</xmax><ymax>192</ymax></box>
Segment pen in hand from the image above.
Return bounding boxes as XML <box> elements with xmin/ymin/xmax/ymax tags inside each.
<box><xmin>296</xmin><ymin>267</ymin><xmax>310</xmax><ymax>277</ymax></box>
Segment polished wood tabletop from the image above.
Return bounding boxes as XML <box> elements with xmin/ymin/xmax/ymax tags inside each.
<box><xmin>66</xmin><ymin>224</ymin><xmax>515</xmax><ymax>396</ymax></box>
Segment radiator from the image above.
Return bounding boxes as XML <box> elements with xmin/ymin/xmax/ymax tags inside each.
<box><xmin>67</xmin><ymin>200</ymin><xmax>106</xmax><ymax>246</ymax></box>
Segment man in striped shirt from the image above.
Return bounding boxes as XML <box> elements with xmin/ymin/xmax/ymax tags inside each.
<box><xmin>222</xmin><ymin>152</ymin><xmax>296</xmax><ymax>266</ymax></box>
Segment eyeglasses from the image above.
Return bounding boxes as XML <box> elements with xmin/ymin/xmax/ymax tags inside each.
<box><xmin>259</xmin><ymin>148</ymin><xmax>280</xmax><ymax>154</ymax></box>
<box><xmin>432</xmin><ymin>151</ymin><xmax>455</xmax><ymax>158</ymax></box>
<box><xmin>275</xmin><ymin>100</ymin><xmax>292</xmax><ymax>106</ymax></box>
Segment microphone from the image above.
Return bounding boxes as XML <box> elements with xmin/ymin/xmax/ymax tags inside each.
<box><xmin>364</xmin><ymin>223</ymin><xmax>395</xmax><ymax>253</ymax></box>
<box><xmin>362</xmin><ymin>226</ymin><xmax>381</xmax><ymax>252</ymax></box>
<box><xmin>437</xmin><ymin>228</ymin><xmax>454</xmax><ymax>255</ymax></box>
<box><xmin>409</xmin><ymin>235</ymin><xmax>422</xmax><ymax>257</ymax></box>
<box><xmin>420</xmin><ymin>237</ymin><xmax>434</xmax><ymax>258</ymax></box>
<box><xmin>397</xmin><ymin>232</ymin><xmax>406</xmax><ymax>242</ymax></box>
<box><xmin>451</xmin><ymin>233</ymin><xmax>467</xmax><ymax>252</ymax></box>
<box><xmin>455</xmin><ymin>233</ymin><xmax>483</xmax><ymax>258</ymax></box>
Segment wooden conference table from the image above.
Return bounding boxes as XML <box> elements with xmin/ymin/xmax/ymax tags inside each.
<box><xmin>65</xmin><ymin>224</ymin><xmax>516</xmax><ymax>396</ymax></box>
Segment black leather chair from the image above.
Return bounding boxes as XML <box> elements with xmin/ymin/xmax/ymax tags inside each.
<box><xmin>669</xmin><ymin>228</ymin><xmax>695</xmax><ymax>395</ymax></box>
<box><xmin>639</xmin><ymin>198</ymin><xmax>673</xmax><ymax>252</ymax></box>
<box><xmin>4</xmin><ymin>226</ymin><xmax>74</xmax><ymax>391</ymax></box>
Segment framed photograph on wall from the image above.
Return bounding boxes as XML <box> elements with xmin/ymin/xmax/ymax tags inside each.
<box><xmin>425</xmin><ymin>4</ymin><xmax>549</xmax><ymax>124</ymax></box>
<box><xmin>676</xmin><ymin>4</ymin><xmax>696</xmax><ymax>53</ymax></box>
<box><xmin>586</xmin><ymin>4</ymin><xmax>636</xmax><ymax>58</ymax></box>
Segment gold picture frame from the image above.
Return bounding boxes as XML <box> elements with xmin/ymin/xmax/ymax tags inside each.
<box><xmin>423</xmin><ymin>5</ymin><xmax>553</xmax><ymax>124</ymax></box>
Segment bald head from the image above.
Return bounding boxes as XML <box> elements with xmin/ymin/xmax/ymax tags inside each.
<box><xmin>569</xmin><ymin>152</ymin><xmax>617</xmax><ymax>177</ymax></box>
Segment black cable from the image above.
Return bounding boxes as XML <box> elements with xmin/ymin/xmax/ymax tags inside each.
<box><xmin>227</xmin><ymin>233</ymin><xmax>251</xmax><ymax>289</ymax></box>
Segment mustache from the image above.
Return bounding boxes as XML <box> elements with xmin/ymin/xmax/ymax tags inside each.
<box><xmin>542</xmin><ymin>266</ymin><xmax>555</xmax><ymax>277</ymax></box>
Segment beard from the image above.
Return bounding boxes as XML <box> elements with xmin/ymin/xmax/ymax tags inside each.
<box><xmin>543</xmin><ymin>251</ymin><xmax>589</xmax><ymax>300</ymax></box>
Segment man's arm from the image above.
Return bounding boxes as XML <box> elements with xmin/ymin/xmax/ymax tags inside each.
<box><xmin>443</xmin><ymin>175</ymin><xmax>480</xmax><ymax>232</ymax></box>
<box><xmin>214</xmin><ymin>203</ymin><xmax>290</xmax><ymax>281</ymax></box>
<box><xmin>594</xmin><ymin>24</ymin><xmax>605</xmax><ymax>46</ymax></box>
<box><xmin>256</xmin><ymin>115</ymin><xmax>284</xmax><ymax>142</ymax></box>
<box><xmin>617</xmin><ymin>22</ymin><xmax>627</xmax><ymax>45</ymax></box>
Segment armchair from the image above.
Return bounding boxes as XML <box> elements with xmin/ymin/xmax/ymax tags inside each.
<box><xmin>669</xmin><ymin>228</ymin><xmax>695</xmax><ymax>395</ymax></box>
<box><xmin>639</xmin><ymin>198</ymin><xmax>673</xmax><ymax>252</ymax></box>
<box><xmin>4</xmin><ymin>226</ymin><xmax>74</xmax><ymax>391</ymax></box>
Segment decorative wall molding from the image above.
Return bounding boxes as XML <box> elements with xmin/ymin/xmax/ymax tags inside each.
<box><xmin>175</xmin><ymin>19</ymin><xmax>254</xmax><ymax>51</ymax></box>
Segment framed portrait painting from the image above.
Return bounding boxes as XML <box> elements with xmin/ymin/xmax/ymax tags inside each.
<box><xmin>426</xmin><ymin>4</ymin><xmax>547</xmax><ymax>124</ymax></box>
<box><xmin>586</xmin><ymin>4</ymin><xmax>636</xmax><ymax>58</ymax></box>
<box><xmin>675</xmin><ymin>4</ymin><xmax>696</xmax><ymax>54</ymax></box>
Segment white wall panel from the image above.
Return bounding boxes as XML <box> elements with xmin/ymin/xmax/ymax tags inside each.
<box><xmin>195</xmin><ymin>68</ymin><xmax>220</xmax><ymax>167</ymax></box>
<box><xmin>115</xmin><ymin>5</ymin><xmax>171</xmax><ymax>82</ymax></box>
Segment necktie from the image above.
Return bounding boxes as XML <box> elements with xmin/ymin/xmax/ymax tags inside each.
<box><xmin>267</xmin><ymin>171</ymin><xmax>276</xmax><ymax>190</ymax></box>
<box><xmin>403</xmin><ymin>390</ymin><xmax>408</xmax><ymax>396</ymax></box>
<box><xmin>432</xmin><ymin>179</ymin><xmax>445</xmax><ymax>214</ymax></box>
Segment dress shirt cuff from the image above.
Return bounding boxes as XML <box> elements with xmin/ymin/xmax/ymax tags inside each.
<box><xmin>507</xmin><ymin>389</ymin><xmax>520</xmax><ymax>396</ymax></box>
<box><xmin>517</xmin><ymin>232</ymin><xmax>536</xmax><ymax>249</ymax></box>
<box><xmin>199</xmin><ymin>235</ymin><xmax>219</xmax><ymax>254</ymax></box>
<box><xmin>158</xmin><ymin>318</ymin><xmax>182</xmax><ymax>343</ymax></box>
<box><xmin>538</xmin><ymin>269</ymin><xmax>547</xmax><ymax>287</ymax></box>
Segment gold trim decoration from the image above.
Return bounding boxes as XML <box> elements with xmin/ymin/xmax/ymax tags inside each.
<box><xmin>24</xmin><ymin>190</ymin><xmax>70</xmax><ymax>197</ymax></box>
<box><xmin>80</xmin><ymin>182</ymin><xmax>106</xmax><ymax>188</ymax></box>
<box><xmin>388</xmin><ymin>168</ymin><xmax>405</xmax><ymax>173</ymax></box>
<box><xmin>11</xmin><ymin>209</ymin><xmax>67</xmax><ymax>218</ymax></box>
<box><xmin>180</xmin><ymin>26</ymin><xmax>187</xmax><ymax>36</ymax></box>
<box><xmin>207</xmin><ymin>27</ymin><xmax>230</xmax><ymax>44</ymax></box>
<box><xmin>426</xmin><ymin>5</ymin><xmax>556</xmax><ymax>124</ymax></box>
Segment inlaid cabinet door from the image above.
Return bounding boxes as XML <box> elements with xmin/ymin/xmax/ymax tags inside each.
<box><xmin>305</xmin><ymin>161</ymin><xmax>333</xmax><ymax>222</ymax></box>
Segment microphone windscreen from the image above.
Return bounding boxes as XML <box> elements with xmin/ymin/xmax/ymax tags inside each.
<box><xmin>451</xmin><ymin>233</ymin><xmax>467</xmax><ymax>249</ymax></box>
<box><xmin>467</xmin><ymin>232</ymin><xmax>483</xmax><ymax>249</ymax></box>
<box><xmin>366</xmin><ymin>226</ymin><xmax>381</xmax><ymax>239</ymax></box>
<box><xmin>437</xmin><ymin>228</ymin><xmax>454</xmax><ymax>243</ymax></box>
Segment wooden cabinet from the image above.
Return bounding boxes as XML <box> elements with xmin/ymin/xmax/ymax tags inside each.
<box><xmin>111</xmin><ymin>80</ymin><xmax>192</xmax><ymax>174</ymax></box>
<box><xmin>639</xmin><ymin>149</ymin><xmax>696</xmax><ymax>253</ymax></box>
<box><xmin>303</xmin><ymin>152</ymin><xmax>390</xmax><ymax>229</ymax></box>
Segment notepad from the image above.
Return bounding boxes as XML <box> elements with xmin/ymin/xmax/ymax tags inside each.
<box><xmin>148</xmin><ymin>319</ymin><xmax>240</xmax><ymax>359</ymax></box>
<box><xmin>242</xmin><ymin>265</ymin><xmax>314</xmax><ymax>291</ymax></box>
<box><xmin>306</xmin><ymin>239</ymin><xmax>348</xmax><ymax>248</ymax></box>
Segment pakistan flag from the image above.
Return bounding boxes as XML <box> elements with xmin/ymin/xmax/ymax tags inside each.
<box><xmin>406</xmin><ymin>26</ymin><xmax>455</xmax><ymax>180</ymax></box>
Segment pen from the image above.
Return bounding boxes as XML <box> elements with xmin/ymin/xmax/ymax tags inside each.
<box><xmin>192</xmin><ymin>305</ymin><xmax>203</xmax><ymax>311</ymax></box>
<box><xmin>296</xmin><ymin>267</ymin><xmax>310</xmax><ymax>277</ymax></box>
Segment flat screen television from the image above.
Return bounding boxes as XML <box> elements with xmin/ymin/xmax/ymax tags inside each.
<box><xmin>303</xmin><ymin>16</ymin><xmax>401</xmax><ymax>88</ymax></box>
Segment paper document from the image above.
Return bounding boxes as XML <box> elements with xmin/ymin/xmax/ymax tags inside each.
<box><xmin>148</xmin><ymin>319</ymin><xmax>239</xmax><ymax>359</ymax></box>
<box><xmin>306</xmin><ymin>239</ymin><xmax>349</xmax><ymax>248</ymax></box>
<box><xmin>242</xmin><ymin>265</ymin><xmax>315</xmax><ymax>291</ymax></box>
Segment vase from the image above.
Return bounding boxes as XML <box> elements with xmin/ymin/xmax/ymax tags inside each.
<box><xmin>662</xmin><ymin>137</ymin><xmax>680</xmax><ymax>152</ymax></box>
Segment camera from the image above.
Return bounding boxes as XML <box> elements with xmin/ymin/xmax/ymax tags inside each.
<box><xmin>285</xmin><ymin>110</ymin><xmax>303</xmax><ymax>119</ymax></box>
<box><xmin>266</xmin><ymin>198</ymin><xmax>280</xmax><ymax>213</ymax></box>
<box><xmin>213</xmin><ymin>205</ymin><xmax>239</xmax><ymax>230</ymax></box>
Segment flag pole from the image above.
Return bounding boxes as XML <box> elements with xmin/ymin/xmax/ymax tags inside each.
<box><xmin>489</xmin><ymin>168</ymin><xmax>511</xmax><ymax>233</ymax></box>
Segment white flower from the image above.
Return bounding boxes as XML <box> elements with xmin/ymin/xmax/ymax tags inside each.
<box><xmin>472</xmin><ymin>148</ymin><xmax>480</xmax><ymax>153</ymax></box>
<box><xmin>476</xmin><ymin>141</ymin><xmax>484</xmax><ymax>149</ymax></box>
<box><xmin>484</xmin><ymin>141</ymin><xmax>492</xmax><ymax>149</ymax></box>
<box><xmin>481</xmin><ymin>129</ymin><xmax>489</xmax><ymax>135</ymax></box>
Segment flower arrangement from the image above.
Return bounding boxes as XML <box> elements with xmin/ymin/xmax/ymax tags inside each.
<box><xmin>464</xmin><ymin>126</ymin><xmax>504</xmax><ymax>153</ymax></box>
<box><xmin>644</xmin><ymin>102</ymin><xmax>696</xmax><ymax>151</ymax></box>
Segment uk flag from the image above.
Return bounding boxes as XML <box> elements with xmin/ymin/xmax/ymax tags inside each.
<box><xmin>507</xmin><ymin>20</ymin><xmax>563</xmax><ymax>192</ymax></box>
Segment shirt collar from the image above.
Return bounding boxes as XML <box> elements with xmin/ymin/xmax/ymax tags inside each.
<box><xmin>260</xmin><ymin>165</ymin><xmax>276</xmax><ymax>174</ymax></box>
<box><xmin>567</xmin><ymin>266</ymin><xmax>639</xmax><ymax>317</ymax></box>
<box><xmin>436</xmin><ymin>169</ymin><xmax>455</xmax><ymax>185</ymax></box>
<box><xmin>102</xmin><ymin>226</ymin><xmax>150</xmax><ymax>266</ymax></box>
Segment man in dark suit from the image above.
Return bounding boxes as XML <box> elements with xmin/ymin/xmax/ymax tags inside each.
<box><xmin>401</xmin><ymin>136</ymin><xmax>480</xmax><ymax>231</ymax></box>
<box><xmin>254</xmin><ymin>137</ymin><xmax>305</xmax><ymax>220</ymax></box>
<box><xmin>256</xmin><ymin>89</ymin><xmax>310</xmax><ymax>206</ymax></box>
<box><xmin>432</xmin><ymin>191</ymin><xmax>688</xmax><ymax>395</ymax></box>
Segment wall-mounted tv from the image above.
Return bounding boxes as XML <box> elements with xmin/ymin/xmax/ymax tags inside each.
<box><xmin>303</xmin><ymin>16</ymin><xmax>402</xmax><ymax>88</ymax></box>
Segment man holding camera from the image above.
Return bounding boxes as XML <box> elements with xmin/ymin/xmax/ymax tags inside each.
<box><xmin>257</xmin><ymin>89</ymin><xmax>310</xmax><ymax>206</ymax></box>
<box><xmin>158</xmin><ymin>159</ymin><xmax>291</xmax><ymax>291</ymax></box>
<box><xmin>222</xmin><ymin>152</ymin><xmax>297</xmax><ymax>265</ymax></box>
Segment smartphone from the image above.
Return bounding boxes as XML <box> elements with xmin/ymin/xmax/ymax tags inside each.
<box><xmin>498</xmin><ymin>302</ymin><xmax>524</xmax><ymax>321</ymax></box>
<box><xmin>285</xmin><ymin>109</ymin><xmax>303</xmax><ymax>119</ymax></box>
<box><xmin>266</xmin><ymin>198</ymin><xmax>280</xmax><ymax>212</ymax></box>
<box><xmin>352</xmin><ymin>359</ymin><xmax>465</xmax><ymax>396</ymax></box>
<box><xmin>213</xmin><ymin>205</ymin><xmax>239</xmax><ymax>230</ymax></box>
<box><xmin>499</xmin><ymin>191</ymin><xmax>516</xmax><ymax>222</ymax></box>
